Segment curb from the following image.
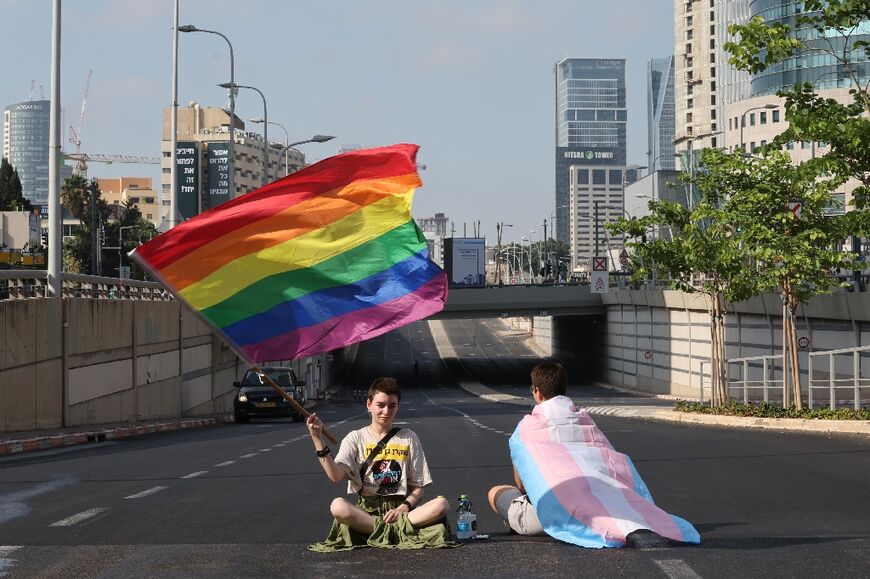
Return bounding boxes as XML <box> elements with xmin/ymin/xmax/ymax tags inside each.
<box><xmin>657</xmin><ymin>409</ymin><xmax>870</xmax><ymax>434</ymax></box>
<box><xmin>0</xmin><ymin>416</ymin><xmax>232</xmax><ymax>457</ymax></box>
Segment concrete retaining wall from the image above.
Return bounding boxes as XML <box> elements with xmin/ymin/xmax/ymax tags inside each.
<box><xmin>0</xmin><ymin>298</ymin><xmax>344</xmax><ymax>432</ymax></box>
<box><xmin>600</xmin><ymin>290</ymin><xmax>870</xmax><ymax>399</ymax></box>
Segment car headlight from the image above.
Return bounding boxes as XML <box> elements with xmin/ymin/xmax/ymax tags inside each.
<box><xmin>238</xmin><ymin>393</ymin><xmax>248</xmax><ymax>403</ymax></box>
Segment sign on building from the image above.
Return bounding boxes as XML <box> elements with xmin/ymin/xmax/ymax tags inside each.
<box><xmin>444</xmin><ymin>237</ymin><xmax>485</xmax><ymax>286</ymax></box>
<box><xmin>175</xmin><ymin>141</ymin><xmax>199</xmax><ymax>220</ymax></box>
<box><xmin>206</xmin><ymin>141</ymin><xmax>234</xmax><ymax>210</ymax></box>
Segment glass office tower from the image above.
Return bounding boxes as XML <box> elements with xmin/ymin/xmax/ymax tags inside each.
<box><xmin>3</xmin><ymin>100</ymin><xmax>51</xmax><ymax>206</ymax></box>
<box><xmin>554</xmin><ymin>58</ymin><xmax>627</xmax><ymax>270</ymax></box>
<box><xmin>647</xmin><ymin>56</ymin><xmax>676</xmax><ymax>172</ymax></box>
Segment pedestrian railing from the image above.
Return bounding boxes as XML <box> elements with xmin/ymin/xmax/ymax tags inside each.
<box><xmin>807</xmin><ymin>345</ymin><xmax>870</xmax><ymax>411</ymax></box>
<box><xmin>725</xmin><ymin>355</ymin><xmax>785</xmax><ymax>404</ymax></box>
<box><xmin>0</xmin><ymin>270</ymin><xmax>170</xmax><ymax>301</ymax></box>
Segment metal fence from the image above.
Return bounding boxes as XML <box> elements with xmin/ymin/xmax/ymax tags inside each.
<box><xmin>0</xmin><ymin>270</ymin><xmax>170</xmax><ymax>301</ymax></box>
<box><xmin>807</xmin><ymin>345</ymin><xmax>870</xmax><ymax>411</ymax></box>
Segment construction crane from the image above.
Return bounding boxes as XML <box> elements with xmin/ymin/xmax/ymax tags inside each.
<box><xmin>63</xmin><ymin>152</ymin><xmax>161</xmax><ymax>176</ymax></box>
<box><xmin>69</xmin><ymin>69</ymin><xmax>92</xmax><ymax>173</ymax></box>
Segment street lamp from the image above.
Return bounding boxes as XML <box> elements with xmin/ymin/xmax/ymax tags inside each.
<box><xmin>178</xmin><ymin>25</ymin><xmax>236</xmax><ymax>192</ymax></box>
<box><xmin>220</xmin><ymin>82</ymin><xmax>267</xmax><ymax>186</ymax></box>
<box><xmin>278</xmin><ymin>134</ymin><xmax>336</xmax><ymax>165</ymax></box>
<box><xmin>250</xmin><ymin>118</ymin><xmax>289</xmax><ymax>175</ymax></box>
<box><xmin>740</xmin><ymin>104</ymin><xmax>778</xmax><ymax>153</ymax></box>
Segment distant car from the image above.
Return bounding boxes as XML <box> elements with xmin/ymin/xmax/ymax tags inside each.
<box><xmin>232</xmin><ymin>367</ymin><xmax>306</xmax><ymax>423</ymax></box>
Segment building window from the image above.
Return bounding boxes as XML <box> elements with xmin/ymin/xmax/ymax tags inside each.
<box><xmin>710</xmin><ymin>38</ymin><xmax>715</xmax><ymax>49</ymax></box>
<box><xmin>593</xmin><ymin>170</ymin><xmax>606</xmax><ymax>185</ymax></box>
<box><xmin>772</xmin><ymin>110</ymin><xmax>780</xmax><ymax>122</ymax></box>
<box><xmin>686</xmin><ymin>15</ymin><xmax>693</xmax><ymax>26</ymax></box>
<box><xmin>687</xmin><ymin>112</ymin><xmax>693</xmax><ymax>123</ymax></box>
<box><xmin>687</xmin><ymin>98</ymin><xmax>694</xmax><ymax>109</ymax></box>
<box><xmin>710</xmin><ymin>95</ymin><xmax>716</xmax><ymax>105</ymax></box>
<box><xmin>687</xmin><ymin>70</ymin><xmax>694</xmax><ymax>81</ymax></box>
<box><xmin>687</xmin><ymin>29</ymin><xmax>694</xmax><ymax>40</ymax></box>
<box><xmin>687</xmin><ymin>83</ymin><xmax>694</xmax><ymax>94</ymax></box>
<box><xmin>712</xmin><ymin>137</ymin><xmax>717</xmax><ymax>148</ymax></box>
<box><xmin>710</xmin><ymin>80</ymin><xmax>716</xmax><ymax>91</ymax></box>
<box><xmin>609</xmin><ymin>170</ymin><xmax>623</xmax><ymax>184</ymax></box>
<box><xmin>761</xmin><ymin>140</ymin><xmax>767</xmax><ymax>148</ymax></box>
<box><xmin>729</xmin><ymin>118</ymin><xmax>732</xmax><ymax>130</ymax></box>
<box><xmin>750</xmin><ymin>113</ymin><xmax>755</xmax><ymax>126</ymax></box>
<box><xmin>687</xmin><ymin>57</ymin><xmax>694</xmax><ymax>69</ymax></box>
<box><xmin>577</xmin><ymin>170</ymin><xmax>589</xmax><ymax>185</ymax></box>
<box><xmin>709</xmin><ymin>52</ymin><xmax>715</xmax><ymax>63</ymax></box>
<box><xmin>686</xmin><ymin>43</ymin><xmax>692</xmax><ymax>54</ymax></box>
<box><xmin>760</xmin><ymin>111</ymin><xmax>767</xmax><ymax>124</ymax></box>
<box><xmin>710</xmin><ymin>24</ymin><xmax>715</xmax><ymax>34</ymax></box>
<box><xmin>750</xmin><ymin>142</ymin><xmax>756</xmax><ymax>152</ymax></box>
<box><xmin>787</xmin><ymin>141</ymin><xmax>794</xmax><ymax>150</ymax></box>
<box><xmin>710</xmin><ymin>108</ymin><xmax>716</xmax><ymax>119</ymax></box>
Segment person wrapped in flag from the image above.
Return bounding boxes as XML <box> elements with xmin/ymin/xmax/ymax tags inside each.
<box><xmin>488</xmin><ymin>362</ymin><xmax>701</xmax><ymax>548</ymax></box>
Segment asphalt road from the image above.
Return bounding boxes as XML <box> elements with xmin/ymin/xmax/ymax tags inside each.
<box><xmin>1</xmin><ymin>319</ymin><xmax>868</xmax><ymax>578</ymax></box>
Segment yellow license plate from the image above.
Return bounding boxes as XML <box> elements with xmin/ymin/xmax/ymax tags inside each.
<box><xmin>254</xmin><ymin>402</ymin><xmax>276</xmax><ymax>408</ymax></box>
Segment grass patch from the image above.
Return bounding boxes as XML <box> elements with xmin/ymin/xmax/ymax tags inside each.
<box><xmin>674</xmin><ymin>400</ymin><xmax>870</xmax><ymax>420</ymax></box>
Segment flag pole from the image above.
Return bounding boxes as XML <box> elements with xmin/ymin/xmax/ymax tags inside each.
<box><xmin>253</xmin><ymin>364</ymin><xmax>337</xmax><ymax>444</ymax></box>
<box><xmin>130</xmin><ymin>249</ymin><xmax>338</xmax><ymax>444</ymax></box>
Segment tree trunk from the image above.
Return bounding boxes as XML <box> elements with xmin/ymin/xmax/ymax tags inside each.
<box><xmin>788</xmin><ymin>299</ymin><xmax>803</xmax><ymax>409</ymax></box>
<box><xmin>782</xmin><ymin>298</ymin><xmax>790</xmax><ymax>408</ymax></box>
<box><xmin>708</xmin><ymin>293</ymin><xmax>728</xmax><ymax>407</ymax></box>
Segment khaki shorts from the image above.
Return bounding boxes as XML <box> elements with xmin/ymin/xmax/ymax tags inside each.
<box><xmin>495</xmin><ymin>488</ymin><xmax>545</xmax><ymax>536</ymax></box>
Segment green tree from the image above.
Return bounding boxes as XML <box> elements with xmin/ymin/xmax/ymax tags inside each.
<box><xmin>61</xmin><ymin>175</ymin><xmax>110</xmax><ymax>275</ymax></box>
<box><xmin>102</xmin><ymin>201</ymin><xmax>158</xmax><ymax>281</ymax></box>
<box><xmin>725</xmin><ymin>0</ymin><xmax>870</xmax><ymax>407</ymax></box>
<box><xmin>609</xmin><ymin>156</ymin><xmax>756</xmax><ymax>406</ymax></box>
<box><xmin>0</xmin><ymin>158</ymin><xmax>31</xmax><ymax>211</ymax></box>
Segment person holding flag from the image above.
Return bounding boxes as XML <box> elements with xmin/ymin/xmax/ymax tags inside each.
<box><xmin>306</xmin><ymin>377</ymin><xmax>455</xmax><ymax>551</ymax></box>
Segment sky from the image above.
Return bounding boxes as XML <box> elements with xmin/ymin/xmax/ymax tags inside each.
<box><xmin>4</xmin><ymin>0</ymin><xmax>674</xmax><ymax>243</ymax></box>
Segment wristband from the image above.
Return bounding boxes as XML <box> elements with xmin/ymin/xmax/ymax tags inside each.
<box><xmin>315</xmin><ymin>446</ymin><xmax>331</xmax><ymax>458</ymax></box>
<box><xmin>402</xmin><ymin>499</ymin><xmax>414</xmax><ymax>511</ymax></box>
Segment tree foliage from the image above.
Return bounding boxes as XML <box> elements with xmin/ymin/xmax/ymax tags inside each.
<box><xmin>0</xmin><ymin>158</ymin><xmax>31</xmax><ymax>211</ymax></box>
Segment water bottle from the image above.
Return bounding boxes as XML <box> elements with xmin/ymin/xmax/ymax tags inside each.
<box><xmin>456</xmin><ymin>495</ymin><xmax>477</xmax><ymax>539</ymax></box>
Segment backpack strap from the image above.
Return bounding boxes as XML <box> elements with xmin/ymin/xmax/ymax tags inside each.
<box><xmin>358</xmin><ymin>427</ymin><xmax>401</xmax><ymax>486</ymax></box>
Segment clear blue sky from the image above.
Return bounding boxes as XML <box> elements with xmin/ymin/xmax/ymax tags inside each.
<box><xmin>5</xmin><ymin>0</ymin><xmax>674</xmax><ymax>243</ymax></box>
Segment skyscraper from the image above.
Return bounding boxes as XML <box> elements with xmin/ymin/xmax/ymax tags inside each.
<box><xmin>3</xmin><ymin>100</ymin><xmax>50</xmax><ymax>206</ymax></box>
<box><xmin>554</xmin><ymin>58</ymin><xmax>628</xmax><ymax>271</ymax></box>
<box><xmin>647</xmin><ymin>56</ymin><xmax>676</xmax><ymax>172</ymax></box>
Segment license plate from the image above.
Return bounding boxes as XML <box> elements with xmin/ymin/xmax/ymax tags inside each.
<box><xmin>254</xmin><ymin>402</ymin><xmax>276</xmax><ymax>408</ymax></box>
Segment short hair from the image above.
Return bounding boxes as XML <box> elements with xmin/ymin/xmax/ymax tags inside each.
<box><xmin>531</xmin><ymin>362</ymin><xmax>567</xmax><ymax>399</ymax></box>
<box><xmin>368</xmin><ymin>377</ymin><xmax>401</xmax><ymax>402</ymax></box>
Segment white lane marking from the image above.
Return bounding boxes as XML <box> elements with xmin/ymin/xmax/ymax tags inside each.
<box><xmin>0</xmin><ymin>546</ymin><xmax>21</xmax><ymax>578</ymax></box>
<box><xmin>259</xmin><ymin>448</ymin><xmax>272</xmax><ymax>452</ymax></box>
<box><xmin>654</xmin><ymin>559</ymin><xmax>702</xmax><ymax>579</ymax></box>
<box><xmin>180</xmin><ymin>471</ymin><xmax>207</xmax><ymax>479</ymax></box>
<box><xmin>124</xmin><ymin>486</ymin><xmax>168</xmax><ymax>499</ymax></box>
<box><xmin>240</xmin><ymin>453</ymin><xmax>259</xmax><ymax>459</ymax></box>
<box><xmin>214</xmin><ymin>461</ymin><xmax>235</xmax><ymax>467</ymax></box>
<box><xmin>49</xmin><ymin>507</ymin><xmax>109</xmax><ymax>527</ymax></box>
<box><xmin>273</xmin><ymin>444</ymin><xmax>285</xmax><ymax>448</ymax></box>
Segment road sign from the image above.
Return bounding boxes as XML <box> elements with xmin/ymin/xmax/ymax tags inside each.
<box><xmin>798</xmin><ymin>336</ymin><xmax>810</xmax><ymax>350</ymax></box>
<box><xmin>592</xmin><ymin>256</ymin><xmax>608</xmax><ymax>271</ymax></box>
<box><xmin>619</xmin><ymin>249</ymin><xmax>629</xmax><ymax>267</ymax></box>
<box><xmin>590</xmin><ymin>270</ymin><xmax>609</xmax><ymax>294</ymax></box>
<box><xmin>119</xmin><ymin>266</ymin><xmax>131</xmax><ymax>279</ymax></box>
<box><xmin>788</xmin><ymin>200</ymin><xmax>802</xmax><ymax>220</ymax></box>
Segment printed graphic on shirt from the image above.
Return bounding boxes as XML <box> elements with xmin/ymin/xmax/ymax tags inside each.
<box><xmin>363</xmin><ymin>443</ymin><xmax>409</xmax><ymax>495</ymax></box>
<box><xmin>362</xmin><ymin>443</ymin><xmax>410</xmax><ymax>461</ymax></box>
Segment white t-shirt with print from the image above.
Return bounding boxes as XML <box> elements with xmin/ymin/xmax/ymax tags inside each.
<box><xmin>334</xmin><ymin>426</ymin><xmax>432</xmax><ymax>496</ymax></box>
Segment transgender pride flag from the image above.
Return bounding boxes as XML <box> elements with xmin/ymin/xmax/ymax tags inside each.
<box><xmin>509</xmin><ymin>396</ymin><xmax>700</xmax><ymax>548</ymax></box>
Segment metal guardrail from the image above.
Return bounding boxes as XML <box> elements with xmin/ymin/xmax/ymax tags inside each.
<box><xmin>807</xmin><ymin>345</ymin><xmax>870</xmax><ymax>411</ymax></box>
<box><xmin>0</xmin><ymin>270</ymin><xmax>170</xmax><ymax>301</ymax></box>
<box><xmin>725</xmin><ymin>354</ymin><xmax>785</xmax><ymax>405</ymax></box>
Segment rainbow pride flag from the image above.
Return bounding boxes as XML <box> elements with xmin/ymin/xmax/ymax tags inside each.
<box><xmin>131</xmin><ymin>144</ymin><xmax>447</xmax><ymax>362</ymax></box>
<box><xmin>509</xmin><ymin>396</ymin><xmax>700</xmax><ymax>548</ymax></box>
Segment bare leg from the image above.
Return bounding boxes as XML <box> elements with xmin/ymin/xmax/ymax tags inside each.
<box><xmin>330</xmin><ymin>497</ymin><xmax>375</xmax><ymax>534</ymax></box>
<box><xmin>488</xmin><ymin>485</ymin><xmax>518</xmax><ymax>513</ymax></box>
<box><xmin>408</xmin><ymin>496</ymin><xmax>449</xmax><ymax>528</ymax></box>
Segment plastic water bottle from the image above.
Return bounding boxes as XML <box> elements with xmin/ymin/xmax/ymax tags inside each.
<box><xmin>456</xmin><ymin>495</ymin><xmax>477</xmax><ymax>539</ymax></box>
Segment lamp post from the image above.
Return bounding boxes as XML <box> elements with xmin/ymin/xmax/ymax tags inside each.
<box><xmin>221</xmin><ymin>82</ymin><xmax>267</xmax><ymax>186</ymax></box>
<box><xmin>251</xmin><ymin>118</ymin><xmax>288</xmax><ymax>175</ymax></box>
<box><xmin>495</xmin><ymin>222</ymin><xmax>513</xmax><ymax>285</ymax></box>
<box><xmin>178</xmin><ymin>25</ymin><xmax>235</xmax><ymax>194</ymax></box>
<box><xmin>277</xmin><ymin>135</ymin><xmax>336</xmax><ymax>171</ymax></box>
<box><xmin>739</xmin><ymin>104</ymin><xmax>778</xmax><ymax>153</ymax></box>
